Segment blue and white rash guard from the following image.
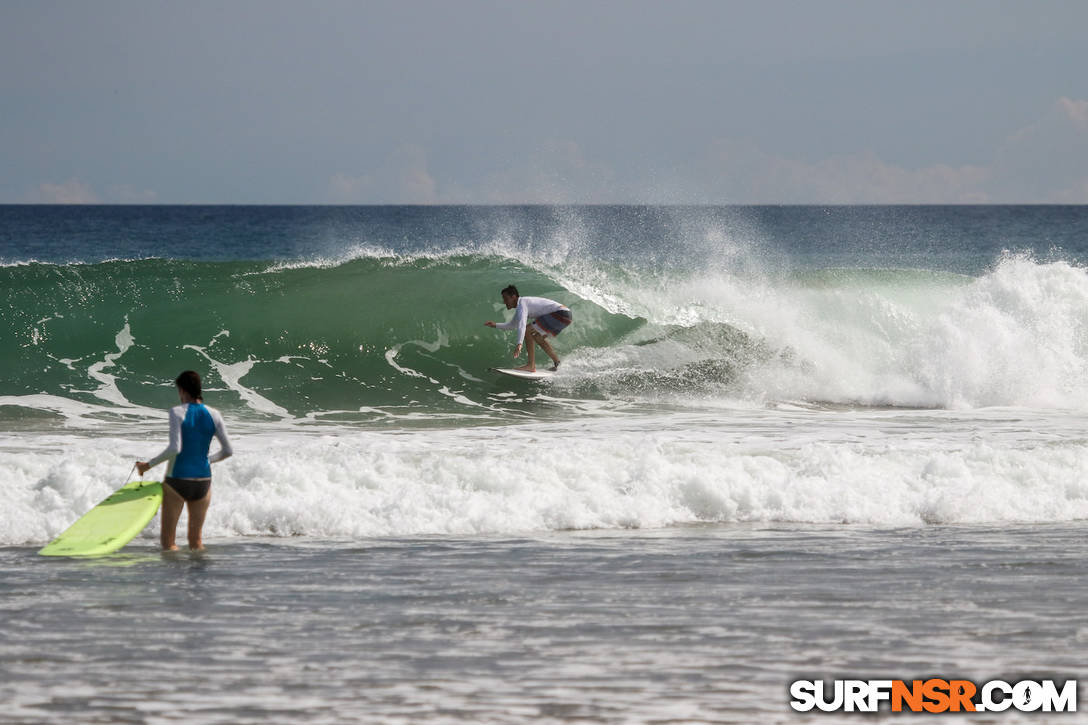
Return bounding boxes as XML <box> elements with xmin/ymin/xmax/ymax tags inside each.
<box><xmin>147</xmin><ymin>403</ymin><xmax>232</xmax><ymax>478</ymax></box>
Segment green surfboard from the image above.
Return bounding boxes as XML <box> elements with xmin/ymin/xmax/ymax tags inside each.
<box><xmin>39</xmin><ymin>480</ymin><xmax>163</xmax><ymax>557</ymax></box>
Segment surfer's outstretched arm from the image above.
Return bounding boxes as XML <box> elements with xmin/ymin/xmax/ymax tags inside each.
<box><xmin>491</xmin><ymin>303</ymin><xmax>527</xmax><ymax>342</ymax></box>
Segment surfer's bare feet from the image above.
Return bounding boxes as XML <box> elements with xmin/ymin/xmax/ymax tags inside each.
<box><xmin>516</xmin><ymin>364</ymin><xmax>536</xmax><ymax>372</ymax></box>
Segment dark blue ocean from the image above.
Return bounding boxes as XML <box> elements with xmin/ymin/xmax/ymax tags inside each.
<box><xmin>2</xmin><ymin>205</ymin><xmax>1087</xmax><ymax>722</ymax></box>
<box><xmin>4</xmin><ymin>205</ymin><xmax>1087</xmax><ymax>269</ymax></box>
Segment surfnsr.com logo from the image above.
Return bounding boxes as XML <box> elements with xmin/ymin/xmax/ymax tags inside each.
<box><xmin>789</xmin><ymin>679</ymin><xmax>1077</xmax><ymax>713</ymax></box>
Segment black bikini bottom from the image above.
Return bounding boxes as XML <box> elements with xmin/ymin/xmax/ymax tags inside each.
<box><xmin>163</xmin><ymin>476</ymin><xmax>211</xmax><ymax>502</ymax></box>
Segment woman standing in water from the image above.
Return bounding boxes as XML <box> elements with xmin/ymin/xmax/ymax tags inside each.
<box><xmin>137</xmin><ymin>370</ymin><xmax>233</xmax><ymax>551</ymax></box>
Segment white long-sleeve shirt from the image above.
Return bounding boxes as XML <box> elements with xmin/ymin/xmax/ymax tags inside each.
<box><xmin>493</xmin><ymin>296</ymin><xmax>568</xmax><ymax>345</ymax></box>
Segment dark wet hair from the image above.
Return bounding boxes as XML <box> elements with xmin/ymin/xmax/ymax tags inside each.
<box><xmin>175</xmin><ymin>370</ymin><xmax>203</xmax><ymax>400</ymax></box>
<box><xmin>501</xmin><ymin>285</ymin><xmax>518</xmax><ymax>298</ymax></box>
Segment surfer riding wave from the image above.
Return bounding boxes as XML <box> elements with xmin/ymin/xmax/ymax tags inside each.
<box><xmin>485</xmin><ymin>285</ymin><xmax>572</xmax><ymax>372</ymax></box>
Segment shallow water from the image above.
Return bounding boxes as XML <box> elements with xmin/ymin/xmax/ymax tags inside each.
<box><xmin>3</xmin><ymin>524</ymin><xmax>1086</xmax><ymax>723</ymax></box>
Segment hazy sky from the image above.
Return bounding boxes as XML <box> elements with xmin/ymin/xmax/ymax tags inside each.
<box><xmin>2</xmin><ymin>0</ymin><xmax>1086</xmax><ymax>204</ymax></box>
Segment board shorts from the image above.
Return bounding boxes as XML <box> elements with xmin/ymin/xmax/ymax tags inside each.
<box><xmin>531</xmin><ymin>309</ymin><xmax>573</xmax><ymax>338</ymax></box>
<box><xmin>163</xmin><ymin>476</ymin><xmax>211</xmax><ymax>502</ymax></box>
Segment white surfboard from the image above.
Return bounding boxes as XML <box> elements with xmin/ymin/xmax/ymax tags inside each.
<box><xmin>491</xmin><ymin>367</ymin><xmax>555</xmax><ymax>381</ymax></box>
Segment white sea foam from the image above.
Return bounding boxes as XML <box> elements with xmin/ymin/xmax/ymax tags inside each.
<box><xmin>259</xmin><ymin>243</ymin><xmax>400</xmax><ymax>271</ymax></box>
<box><xmin>0</xmin><ymin>394</ymin><xmax>159</xmax><ymax>427</ymax></box>
<box><xmin>384</xmin><ymin>334</ymin><xmax>485</xmax><ymax>409</ymax></box>
<box><xmin>183</xmin><ymin>343</ymin><xmax>292</xmax><ymax>419</ymax></box>
<box><xmin>71</xmin><ymin>320</ymin><xmax>137</xmax><ymax>407</ymax></box>
<box><xmin>0</xmin><ymin>255</ymin><xmax>164</xmax><ymax>268</ymax></box>
<box><xmin>7</xmin><ymin>409</ymin><xmax>1088</xmax><ymax>546</ymax></box>
<box><xmin>550</xmin><ymin>252</ymin><xmax>1088</xmax><ymax>410</ymax></box>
